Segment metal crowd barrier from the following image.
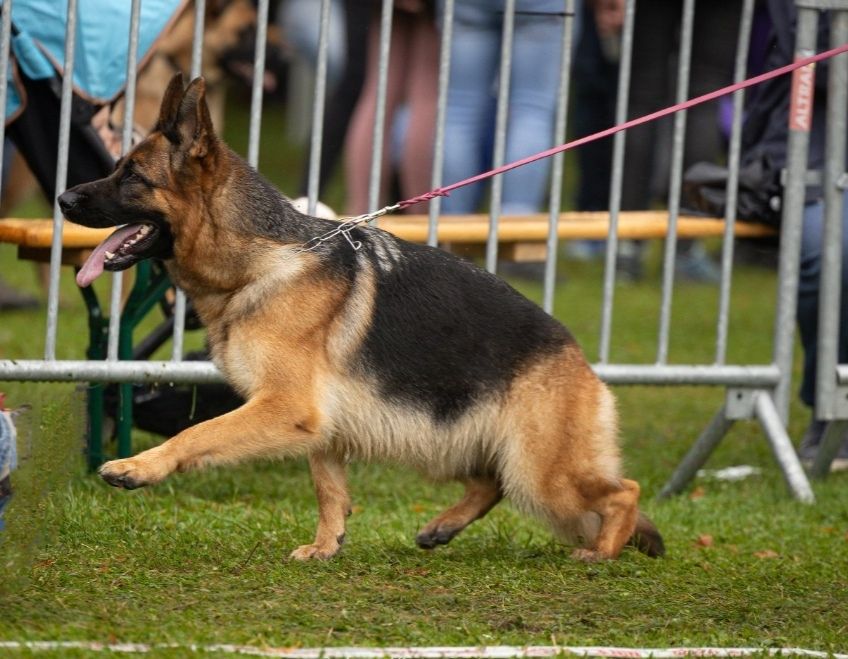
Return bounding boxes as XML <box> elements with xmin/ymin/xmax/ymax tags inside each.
<box><xmin>0</xmin><ymin>0</ymin><xmax>846</xmax><ymax>503</ymax></box>
<box><xmin>804</xmin><ymin>1</ymin><xmax>848</xmax><ymax>478</ymax></box>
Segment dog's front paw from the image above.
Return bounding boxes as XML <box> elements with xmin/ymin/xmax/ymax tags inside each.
<box><xmin>289</xmin><ymin>541</ymin><xmax>342</xmax><ymax>561</ymax></box>
<box><xmin>98</xmin><ymin>456</ymin><xmax>168</xmax><ymax>490</ymax></box>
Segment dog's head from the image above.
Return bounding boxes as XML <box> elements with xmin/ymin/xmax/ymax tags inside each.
<box><xmin>59</xmin><ymin>75</ymin><xmax>218</xmax><ymax>287</ymax></box>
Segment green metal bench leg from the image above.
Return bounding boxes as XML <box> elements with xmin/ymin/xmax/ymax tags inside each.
<box><xmin>76</xmin><ymin>262</ymin><xmax>176</xmax><ymax>466</ymax></box>
<box><xmin>78</xmin><ymin>278</ymin><xmax>108</xmax><ymax>471</ymax></box>
<box><xmin>115</xmin><ymin>262</ymin><xmax>176</xmax><ymax>458</ymax></box>
<box><xmin>86</xmin><ymin>385</ymin><xmax>104</xmax><ymax>471</ymax></box>
<box><xmin>116</xmin><ymin>383</ymin><xmax>133</xmax><ymax>459</ymax></box>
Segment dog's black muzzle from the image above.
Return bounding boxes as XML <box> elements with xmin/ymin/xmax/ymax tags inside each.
<box><xmin>57</xmin><ymin>188</ymin><xmax>84</xmax><ymax>217</ymax></box>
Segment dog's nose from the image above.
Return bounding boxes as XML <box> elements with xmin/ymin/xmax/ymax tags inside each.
<box><xmin>57</xmin><ymin>189</ymin><xmax>83</xmax><ymax>214</ymax></box>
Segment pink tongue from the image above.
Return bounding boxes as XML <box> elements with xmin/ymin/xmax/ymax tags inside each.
<box><xmin>76</xmin><ymin>224</ymin><xmax>145</xmax><ymax>287</ymax></box>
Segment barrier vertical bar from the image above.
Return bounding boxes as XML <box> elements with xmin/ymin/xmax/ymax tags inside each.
<box><xmin>814</xmin><ymin>9</ymin><xmax>848</xmax><ymax>420</ymax></box>
<box><xmin>190</xmin><ymin>0</ymin><xmax>205</xmax><ymax>80</ymax></box>
<box><xmin>81</xmin><ymin>285</ymin><xmax>106</xmax><ymax>469</ymax></box>
<box><xmin>172</xmin><ymin>0</ymin><xmax>206</xmax><ymax>363</ymax></box>
<box><xmin>247</xmin><ymin>0</ymin><xmax>270</xmax><ymax>170</ymax></box>
<box><xmin>772</xmin><ymin>5</ymin><xmax>818</xmax><ymax>423</ymax></box>
<box><xmin>811</xmin><ymin>7</ymin><xmax>848</xmax><ymax>478</ymax></box>
<box><xmin>427</xmin><ymin>0</ymin><xmax>454</xmax><ymax>247</ymax></box>
<box><xmin>106</xmin><ymin>0</ymin><xmax>142</xmax><ymax>363</ymax></box>
<box><xmin>715</xmin><ymin>0</ymin><xmax>755</xmax><ymax>365</ymax></box>
<box><xmin>45</xmin><ymin>0</ymin><xmax>78</xmax><ymax>360</ymax></box>
<box><xmin>542</xmin><ymin>0</ymin><xmax>575</xmax><ymax>315</ymax></box>
<box><xmin>368</xmin><ymin>0</ymin><xmax>394</xmax><ymax>215</ymax></box>
<box><xmin>656</xmin><ymin>0</ymin><xmax>695</xmax><ymax>365</ymax></box>
<box><xmin>305</xmin><ymin>0</ymin><xmax>332</xmax><ymax>215</ymax></box>
<box><xmin>0</xmin><ymin>0</ymin><xmax>13</xmax><ymax>198</ymax></box>
<box><xmin>599</xmin><ymin>0</ymin><xmax>635</xmax><ymax>363</ymax></box>
<box><xmin>485</xmin><ymin>0</ymin><xmax>516</xmax><ymax>274</ymax></box>
<box><xmin>109</xmin><ymin>0</ymin><xmax>144</xmax><ymax>462</ymax></box>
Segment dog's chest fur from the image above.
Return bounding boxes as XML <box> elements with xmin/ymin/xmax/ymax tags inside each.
<box><xmin>197</xmin><ymin>250</ymin><xmax>337</xmax><ymax>397</ymax></box>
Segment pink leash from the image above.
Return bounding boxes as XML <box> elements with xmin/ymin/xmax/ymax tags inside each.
<box><xmin>300</xmin><ymin>42</ymin><xmax>848</xmax><ymax>252</ymax></box>
<box><xmin>395</xmin><ymin>42</ymin><xmax>848</xmax><ymax>211</ymax></box>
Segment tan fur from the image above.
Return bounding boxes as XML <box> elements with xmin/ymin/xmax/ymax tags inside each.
<box><xmin>94</xmin><ymin>77</ymin><xmax>659</xmax><ymax>563</ymax></box>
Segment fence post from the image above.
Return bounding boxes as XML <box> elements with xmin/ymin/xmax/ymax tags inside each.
<box><xmin>810</xmin><ymin>2</ymin><xmax>848</xmax><ymax>476</ymax></box>
<box><xmin>772</xmin><ymin>4</ymin><xmax>820</xmax><ymax>424</ymax></box>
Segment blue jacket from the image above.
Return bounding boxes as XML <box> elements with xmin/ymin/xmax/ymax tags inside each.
<box><xmin>3</xmin><ymin>0</ymin><xmax>185</xmax><ymax>122</ymax></box>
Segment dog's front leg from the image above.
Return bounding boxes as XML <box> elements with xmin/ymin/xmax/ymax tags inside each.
<box><xmin>290</xmin><ymin>451</ymin><xmax>350</xmax><ymax>561</ymax></box>
<box><xmin>99</xmin><ymin>395</ymin><xmax>320</xmax><ymax>490</ymax></box>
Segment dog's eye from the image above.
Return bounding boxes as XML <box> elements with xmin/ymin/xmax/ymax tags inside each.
<box><xmin>122</xmin><ymin>170</ymin><xmax>142</xmax><ymax>184</ymax></box>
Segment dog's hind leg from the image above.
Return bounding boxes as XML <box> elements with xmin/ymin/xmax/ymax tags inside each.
<box><xmin>506</xmin><ymin>362</ymin><xmax>641</xmax><ymax>562</ymax></box>
<box><xmin>520</xmin><ymin>473</ymin><xmax>640</xmax><ymax>563</ymax></box>
<box><xmin>415</xmin><ymin>477</ymin><xmax>502</xmax><ymax>549</ymax></box>
<box><xmin>98</xmin><ymin>395</ymin><xmax>321</xmax><ymax>490</ymax></box>
<box><xmin>521</xmin><ymin>438</ymin><xmax>640</xmax><ymax>562</ymax></box>
<box><xmin>568</xmin><ymin>478</ymin><xmax>640</xmax><ymax>562</ymax></box>
<box><xmin>290</xmin><ymin>452</ymin><xmax>350</xmax><ymax>561</ymax></box>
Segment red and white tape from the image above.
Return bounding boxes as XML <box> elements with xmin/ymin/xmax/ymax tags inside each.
<box><xmin>0</xmin><ymin>643</ymin><xmax>845</xmax><ymax>658</ymax></box>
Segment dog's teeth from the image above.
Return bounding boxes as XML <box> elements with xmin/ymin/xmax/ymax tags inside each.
<box><xmin>105</xmin><ymin>251</ymin><xmax>115</xmax><ymax>260</ymax></box>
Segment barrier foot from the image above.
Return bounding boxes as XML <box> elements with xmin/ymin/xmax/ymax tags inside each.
<box><xmin>810</xmin><ymin>419</ymin><xmax>848</xmax><ymax>479</ymax></box>
<box><xmin>658</xmin><ymin>405</ymin><xmax>734</xmax><ymax>499</ymax></box>
<box><xmin>754</xmin><ymin>392</ymin><xmax>815</xmax><ymax>503</ymax></box>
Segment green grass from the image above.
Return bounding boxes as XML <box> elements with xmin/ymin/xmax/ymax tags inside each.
<box><xmin>0</xmin><ymin>389</ymin><xmax>85</xmax><ymax>594</ymax></box>
<box><xmin>1</xmin><ymin>101</ymin><xmax>847</xmax><ymax>655</ymax></box>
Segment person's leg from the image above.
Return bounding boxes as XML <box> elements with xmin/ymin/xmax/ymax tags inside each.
<box><xmin>798</xmin><ymin>200</ymin><xmax>826</xmax><ymax>411</ymax></box>
<box><xmin>684</xmin><ymin>0</ymin><xmax>741</xmax><ymax>168</ymax></box>
<box><xmin>500</xmin><ymin>11</ymin><xmax>565</xmax><ymax>214</ymax></box>
<box><xmin>343</xmin><ymin>11</ymin><xmax>412</xmax><ymax>215</ymax></box>
<box><xmin>614</xmin><ymin>0</ymin><xmax>678</xmax><ymax>279</ymax></box>
<box><xmin>573</xmin><ymin>2</ymin><xmax>615</xmax><ymax>212</ymax></box>
<box><xmin>570</xmin><ymin>0</ymin><xmax>615</xmax><ymax>259</ymax></box>
<box><xmin>298</xmin><ymin>0</ymin><xmax>369</xmax><ymax>198</ymax></box>
<box><xmin>672</xmin><ymin>0</ymin><xmax>742</xmax><ymax>281</ymax></box>
<box><xmin>620</xmin><ymin>0</ymin><xmax>677</xmax><ymax>211</ymax></box>
<box><xmin>796</xmin><ymin>190</ymin><xmax>848</xmax><ymax>464</ymax></box>
<box><xmin>398</xmin><ymin>14</ymin><xmax>440</xmax><ymax>214</ymax></box>
<box><xmin>278</xmin><ymin>0</ymin><xmax>347</xmax><ymax>91</ymax></box>
<box><xmin>439</xmin><ymin>2</ymin><xmax>500</xmax><ymax>214</ymax></box>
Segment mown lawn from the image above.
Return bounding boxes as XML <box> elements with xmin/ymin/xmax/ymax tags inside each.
<box><xmin>0</xmin><ymin>101</ymin><xmax>846</xmax><ymax>656</ymax></box>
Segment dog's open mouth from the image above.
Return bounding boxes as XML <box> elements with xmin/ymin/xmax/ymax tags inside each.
<box><xmin>76</xmin><ymin>223</ymin><xmax>161</xmax><ymax>287</ymax></box>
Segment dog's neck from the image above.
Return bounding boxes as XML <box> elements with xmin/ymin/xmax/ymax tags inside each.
<box><xmin>163</xmin><ymin>147</ymin><xmax>335</xmax><ymax>323</ymax></box>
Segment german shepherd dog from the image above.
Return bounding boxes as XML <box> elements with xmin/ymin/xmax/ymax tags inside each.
<box><xmin>59</xmin><ymin>75</ymin><xmax>664</xmax><ymax>562</ymax></box>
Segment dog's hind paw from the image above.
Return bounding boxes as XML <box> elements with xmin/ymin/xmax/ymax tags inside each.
<box><xmin>415</xmin><ymin>525</ymin><xmax>460</xmax><ymax>550</ymax></box>
<box><xmin>571</xmin><ymin>548</ymin><xmax>610</xmax><ymax>563</ymax></box>
<box><xmin>289</xmin><ymin>542</ymin><xmax>341</xmax><ymax>561</ymax></box>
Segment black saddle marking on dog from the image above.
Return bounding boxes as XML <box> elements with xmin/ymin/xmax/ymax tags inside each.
<box><xmin>358</xmin><ymin>240</ymin><xmax>573</xmax><ymax>422</ymax></box>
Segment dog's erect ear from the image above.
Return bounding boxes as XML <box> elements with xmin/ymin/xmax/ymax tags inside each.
<box><xmin>155</xmin><ymin>73</ymin><xmax>185</xmax><ymax>137</ymax></box>
<box><xmin>173</xmin><ymin>77</ymin><xmax>216</xmax><ymax>159</ymax></box>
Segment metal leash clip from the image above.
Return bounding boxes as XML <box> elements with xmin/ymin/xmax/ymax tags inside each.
<box><xmin>296</xmin><ymin>203</ymin><xmax>401</xmax><ymax>253</ymax></box>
